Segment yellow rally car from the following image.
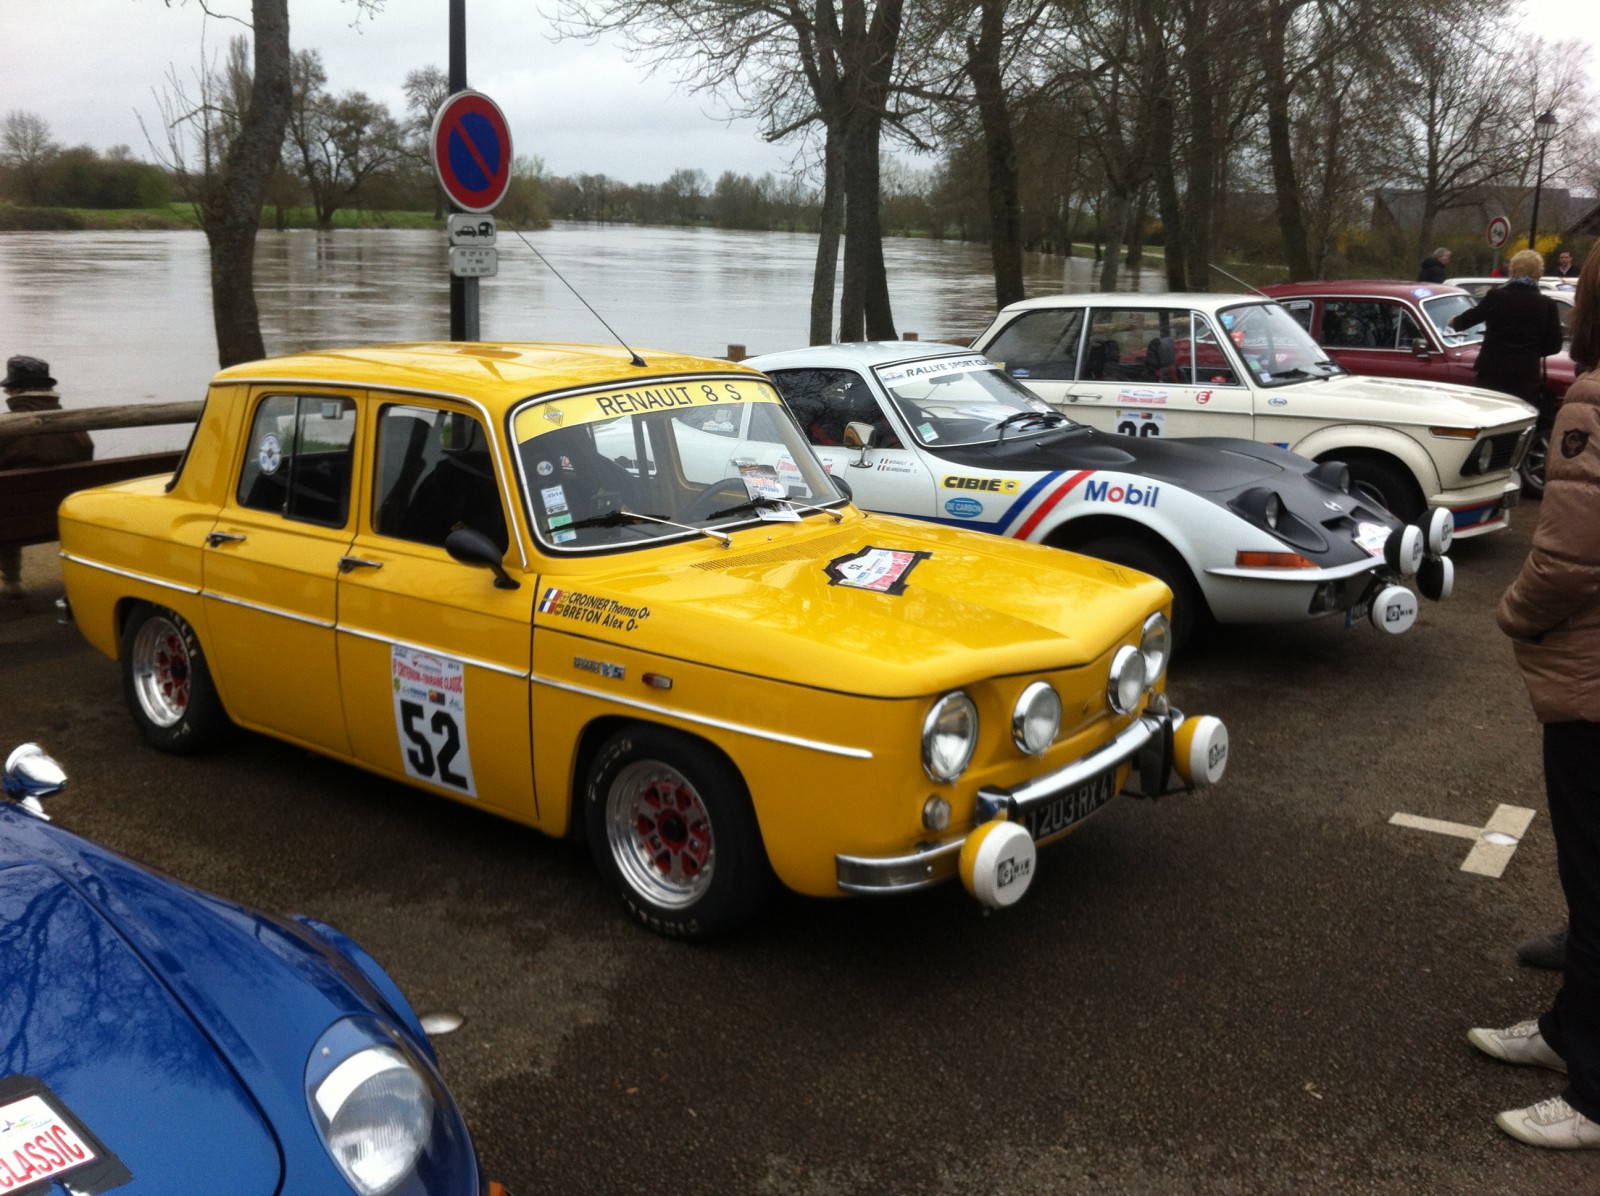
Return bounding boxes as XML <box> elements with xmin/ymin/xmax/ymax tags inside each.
<box><xmin>58</xmin><ymin>343</ymin><xmax>1228</xmax><ymax>938</ymax></box>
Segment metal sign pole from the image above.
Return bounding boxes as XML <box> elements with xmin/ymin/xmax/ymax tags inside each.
<box><xmin>449</xmin><ymin>0</ymin><xmax>475</xmax><ymax>341</ymax></box>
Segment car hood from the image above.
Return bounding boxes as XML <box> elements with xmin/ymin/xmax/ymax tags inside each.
<box><xmin>933</xmin><ymin>426</ymin><xmax>1283</xmax><ymax>492</ymax></box>
<box><xmin>1</xmin><ymin>857</ymin><xmax>283</xmax><ymax>1196</ymax></box>
<box><xmin>1315</xmin><ymin>374</ymin><xmax>1536</xmax><ymax>426</ymax></box>
<box><xmin>534</xmin><ymin>513</ymin><xmax>1165</xmax><ymax>696</ymax></box>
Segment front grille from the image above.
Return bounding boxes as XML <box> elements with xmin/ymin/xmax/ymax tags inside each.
<box><xmin>1484</xmin><ymin>430</ymin><xmax>1525</xmax><ymax>471</ymax></box>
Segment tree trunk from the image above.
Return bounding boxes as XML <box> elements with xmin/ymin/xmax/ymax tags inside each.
<box><xmin>969</xmin><ymin>0</ymin><xmax>1024</xmax><ymax>309</ymax></box>
<box><xmin>1099</xmin><ymin>187</ymin><xmax>1132</xmax><ymax>292</ymax></box>
<box><xmin>810</xmin><ymin>129</ymin><xmax>844</xmax><ymax>345</ymax></box>
<box><xmin>1263</xmin><ymin>0</ymin><xmax>1314</xmax><ymax>280</ymax></box>
<box><xmin>201</xmin><ymin>0</ymin><xmax>292</xmax><ymax>368</ymax></box>
<box><xmin>1180</xmin><ymin>14</ymin><xmax>1216</xmax><ymax>292</ymax></box>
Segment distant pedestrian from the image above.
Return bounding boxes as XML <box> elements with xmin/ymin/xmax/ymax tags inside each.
<box><xmin>1470</xmin><ymin>242</ymin><xmax>1600</xmax><ymax>1149</ymax></box>
<box><xmin>1552</xmin><ymin>250</ymin><xmax>1579</xmax><ymax>280</ymax></box>
<box><xmin>1449</xmin><ymin>249</ymin><xmax>1564</xmax><ymax>403</ymax></box>
<box><xmin>0</xmin><ymin>355</ymin><xmax>93</xmax><ymax>599</ymax></box>
<box><xmin>1417</xmin><ymin>247</ymin><xmax>1452</xmax><ymax>283</ymax></box>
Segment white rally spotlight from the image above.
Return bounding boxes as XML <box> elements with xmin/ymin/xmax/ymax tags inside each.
<box><xmin>1384</xmin><ymin>525</ymin><xmax>1424</xmax><ymax>578</ymax></box>
<box><xmin>1369</xmin><ymin>584</ymin><xmax>1419</xmax><ymax>634</ymax></box>
<box><xmin>1424</xmin><ymin>507</ymin><xmax>1454</xmax><ymax>557</ymax></box>
<box><xmin>958</xmin><ymin>820</ymin><xmax>1037</xmax><ymax>909</ymax></box>
<box><xmin>1418</xmin><ymin>555</ymin><xmax>1454</xmax><ymax>602</ymax></box>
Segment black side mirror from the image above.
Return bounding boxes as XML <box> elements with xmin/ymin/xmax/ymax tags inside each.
<box><xmin>445</xmin><ymin>527</ymin><xmax>520</xmax><ymax>590</ymax></box>
<box><xmin>1411</xmin><ymin>337</ymin><xmax>1432</xmax><ymax>359</ymax></box>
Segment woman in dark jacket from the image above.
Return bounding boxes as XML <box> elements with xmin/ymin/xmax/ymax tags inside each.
<box><xmin>1449</xmin><ymin>249</ymin><xmax>1565</xmax><ymax>404</ymax></box>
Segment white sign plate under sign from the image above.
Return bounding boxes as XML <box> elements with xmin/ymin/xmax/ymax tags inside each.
<box><xmin>448</xmin><ymin>214</ymin><xmax>497</xmax><ymax>245</ymax></box>
<box><xmin>449</xmin><ymin>246</ymin><xmax>498</xmax><ymax>278</ymax></box>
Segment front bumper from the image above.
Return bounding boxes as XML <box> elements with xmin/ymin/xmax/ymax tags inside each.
<box><xmin>835</xmin><ymin>705</ymin><xmax>1209</xmax><ymax>895</ymax></box>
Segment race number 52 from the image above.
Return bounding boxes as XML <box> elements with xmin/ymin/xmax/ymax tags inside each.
<box><xmin>390</xmin><ymin>645</ymin><xmax>477</xmax><ymax>797</ymax></box>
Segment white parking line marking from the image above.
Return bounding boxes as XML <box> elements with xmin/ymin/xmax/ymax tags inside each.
<box><xmin>1389</xmin><ymin>804</ymin><xmax>1536</xmax><ymax>878</ymax></box>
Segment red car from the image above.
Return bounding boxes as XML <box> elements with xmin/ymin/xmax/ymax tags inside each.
<box><xmin>1263</xmin><ymin>280</ymin><xmax>1575</xmax><ymax>494</ymax></box>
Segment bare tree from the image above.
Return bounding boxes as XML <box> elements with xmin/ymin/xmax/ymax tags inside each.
<box><xmin>1</xmin><ymin>111</ymin><xmax>61</xmax><ymax>205</ymax></box>
<box><xmin>403</xmin><ymin>65</ymin><xmax>451</xmax><ymax>217</ymax></box>
<box><xmin>282</xmin><ymin>49</ymin><xmax>404</xmax><ymax>229</ymax></box>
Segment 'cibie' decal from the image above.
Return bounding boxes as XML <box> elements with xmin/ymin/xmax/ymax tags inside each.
<box><xmin>1084</xmin><ymin>479</ymin><xmax>1161</xmax><ymax>508</ymax></box>
<box><xmin>942</xmin><ymin>474</ymin><xmax>1019</xmax><ymax>493</ymax></box>
<box><xmin>539</xmin><ymin>587</ymin><xmax>652</xmax><ymax>631</ymax></box>
<box><xmin>824</xmin><ymin>546</ymin><xmax>931</xmax><ymax>595</ymax></box>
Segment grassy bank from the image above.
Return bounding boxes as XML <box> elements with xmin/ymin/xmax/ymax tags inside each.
<box><xmin>0</xmin><ymin>203</ymin><xmax>445</xmax><ymax>233</ymax></box>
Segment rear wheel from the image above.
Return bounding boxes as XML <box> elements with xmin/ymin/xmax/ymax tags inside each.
<box><xmin>1343</xmin><ymin>456</ymin><xmax>1424</xmax><ymax>523</ymax></box>
<box><xmin>120</xmin><ymin>603</ymin><xmax>228</xmax><ymax>754</ymax></box>
<box><xmin>1075</xmin><ymin>535</ymin><xmax>1204</xmax><ymax>651</ymax></box>
<box><xmin>1521</xmin><ymin>426</ymin><xmax>1549</xmax><ymax>498</ymax></box>
<box><xmin>585</xmin><ymin>725</ymin><xmax>772</xmax><ymax>940</ymax></box>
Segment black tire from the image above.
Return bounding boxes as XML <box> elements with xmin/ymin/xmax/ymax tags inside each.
<box><xmin>584</xmin><ymin>725</ymin><xmax>772</xmax><ymax>940</ymax></box>
<box><xmin>1343</xmin><ymin>456</ymin><xmax>1424</xmax><ymax>523</ymax></box>
<box><xmin>1521</xmin><ymin>425</ymin><xmax>1549</xmax><ymax>499</ymax></box>
<box><xmin>1076</xmin><ymin>535</ymin><xmax>1204</xmax><ymax>651</ymax></box>
<box><xmin>119</xmin><ymin>603</ymin><xmax>228</xmax><ymax>755</ymax></box>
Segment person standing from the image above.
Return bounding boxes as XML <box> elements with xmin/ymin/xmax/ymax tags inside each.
<box><xmin>1449</xmin><ymin>248</ymin><xmax>1565</xmax><ymax>404</ymax></box>
<box><xmin>1552</xmin><ymin>250</ymin><xmax>1579</xmax><ymax>280</ymax></box>
<box><xmin>1469</xmin><ymin>242</ymin><xmax>1600</xmax><ymax>1149</ymax></box>
<box><xmin>0</xmin><ymin>355</ymin><xmax>94</xmax><ymax>599</ymax></box>
<box><xmin>1417</xmin><ymin>246</ymin><xmax>1452</xmax><ymax>283</ymax></box>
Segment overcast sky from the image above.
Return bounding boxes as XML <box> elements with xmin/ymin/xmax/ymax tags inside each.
<box><xmin>0</xmin><ymin>0</ymin><xmax>1588</xmax><ymax>188</ymax></box>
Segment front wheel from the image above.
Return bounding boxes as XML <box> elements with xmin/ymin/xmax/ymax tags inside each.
<box><xmin>1075</xmin><ymin>535</ymin><xmax>1204</xmax><ymax>651</ymax></box>
<box><xmin>119</xmin><ymin>603</ymin><xmax>228</xmax><ymax>754</ymax></box>
<box><xmin>1343</xmin><ymin>456</ymin><xmax>1424</xmax><ymax>523</ymax></box>
<box><xmin>1520</xmin><ymin>426</ymin><xmax>1549</xmax><ymax>498</ymax></box>
<box><xmin>585</xmin><ymin>725</ymin><xmax>772</xmax><ymax>940</ymax></box>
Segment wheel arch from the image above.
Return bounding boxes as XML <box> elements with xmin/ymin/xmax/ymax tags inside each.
<box><xmin>1041</xmin><ymin>513</ymin><xmax>1205</xmax><ymax>598</ymax></box>
<box><xmin>1292</xmin><ymin>426</ymin><xmax>1439</xmax><ymax>501</ymax></box>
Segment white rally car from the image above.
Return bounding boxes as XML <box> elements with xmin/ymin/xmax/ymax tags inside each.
<box><xmin>747</xmin><ymin>343</ymin><xmax>1453</xmax><ymax>647</ymax></box>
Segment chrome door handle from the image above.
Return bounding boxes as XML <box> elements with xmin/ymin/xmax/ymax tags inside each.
<box><xmin>337</xmin><ymin>556</ymin><xmax>384</xmax><ymax>573</ymax></box>
<box><xmin>205</xmin><ymin>532</ymin><xmax>246</xmax><ymax>547</ymax></box>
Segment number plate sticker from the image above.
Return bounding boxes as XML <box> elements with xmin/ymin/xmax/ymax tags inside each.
<box><xmin>0</xmin><ymin>1075</ymin><xmax>131</xmax><ymax>1194</ymax></box>
<box><xmin>391</xmin><ymin>645</ymin><xmax>477</xmax><ymax>797</ymax></box>
<box><xmin>1019</xmin><ymin>767</ymin><xmax>1117</xmax><ymax>842</ymax></box>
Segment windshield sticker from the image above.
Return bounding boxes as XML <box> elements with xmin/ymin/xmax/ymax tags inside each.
<box><xmin>539</xmin><ymin>587</ymin><xmax>652</xmax><ymax>632</ymax></box>
<box><xmin>1117</xmin><ymin>388</ymin><xmax>1168</xmax><ymax>405</ymax></box>
<box><xmin>1412</xmin><ymin>288</ymin><xmax>1434</xmax><ymax>298</ymax></box>
<box><xmin>945</xmin><ymin>497</ymin><xmax>984</xmax><ymax>519</ymax></box>
<box><xmin>738</xmin><ymin>462</ymin><xmax>786</xmax><ymax>501</ymax></box>
<box><xmin>1355</xmin><ymin>521</ymin><xmax>1389</xmax><ymax>558</ymax></box>
<box><xmin>536</xmin><ymin>459</ymin><xmax>554</xmax><ymax>476</ymax></box>
<box><xmin>1012</xmin><ymin>367</ymin><xmax>1031</xmax><ymax>378</ymax></box>
<box><xmin>877</xmin><ymin>354</ymin><xmax>998</xmax><ymax>386</ymax></box>
<box><xmin>257</xmin><ymin>432</ymin><xmax>282</xmax><ymax>475</ymax></box>
<box><xmin>918</xmin><ymin>423</ymin><xmax>939</xmax><ymax>441</ymax></box>
<box><xmin>1114</xmin><ymin>410</ymin><xmax>1165</xmax><ymax>438</ymax></box>
<box><xmin>942</xmin><ymin>475</ymin><xmax>1019</xmax><ymax>494</ymax></box>
<box><xmin>824</xmin><ymin>546</ymin><xmax>932</xmax><ymax>595</ymax></box>
<box><xmin>391</xmin><ymin>645</ymin><xmax>476</xmax><ymax>798</ymax></box>
<box><xmin>541</xmin><ymin>484</ymin><xmax>569</xmax><ymax>515</ymax></box>
<box><xmin>515</xmin><ymin>378</ymin><xmax>773</xmax><ymax>443</ymax></box>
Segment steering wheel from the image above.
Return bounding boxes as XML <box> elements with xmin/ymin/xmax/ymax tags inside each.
<box><xmin>680</xmin><ymin>476</ymin><xmax>752</xmax><ymax>522</ymax></box>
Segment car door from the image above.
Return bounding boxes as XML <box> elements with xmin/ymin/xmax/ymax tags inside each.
<box><xmin>988</xmin><ymin>305</ymin><xmax>1253</xmax><ymax>441</ymax></box>
<box><xmin>200</xmin><ymin>388</ymin><xmax>357</xmax><ymax>756</ymax></box>
<box><xmin>1313</xmin><ymin>297</ymin><xmax>1434</xmax><ymax>381</ymax></box>
<box><xmin>334</xmin><ymin>399</ymin><xmax>538</xmax><ymax>820</ymax></box>
<box><xmin>765</xmin><ymin>366</ymin><xmax>938</xmax><ymax>517</ymax></box>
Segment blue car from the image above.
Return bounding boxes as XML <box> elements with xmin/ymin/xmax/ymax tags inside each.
<box><xmin>1</xmin><ymin>743</ymin><xmax>500</xmax><ymax>1196</ymax></box>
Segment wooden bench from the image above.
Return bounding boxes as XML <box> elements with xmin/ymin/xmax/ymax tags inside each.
<box><xmin>0</xmin><ymin>453</ymin><xmax>183</xmax><ymax>548</ymax></box>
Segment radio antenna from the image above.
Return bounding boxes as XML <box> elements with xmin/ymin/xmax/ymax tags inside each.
<box><xmin>509</xmin><ymin>228</ymin><xmax>647</xmax><ymax>367</ymax></box>
<box><xmin>1208</xmin><ymin>262</ymin><xmax>1270</xmax><ymax>297</ymax></box>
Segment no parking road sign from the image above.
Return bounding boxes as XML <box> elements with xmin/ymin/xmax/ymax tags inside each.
<box><xmin>431</xmin><ymin>90</ymin><xmax>512</xmax><ymax>213</ymax></box>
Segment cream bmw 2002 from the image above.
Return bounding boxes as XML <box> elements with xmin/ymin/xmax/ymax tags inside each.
<box><xmin>58</xmin><ymin>342</ymin><xmax>1226</xmax><ymax>938</ymax></box>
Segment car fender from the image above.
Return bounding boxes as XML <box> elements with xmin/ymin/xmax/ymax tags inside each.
<box><xmin>1281</xmin><ymin>424</ymin><xmax>1442</xmax><ymax>500</ymax></box>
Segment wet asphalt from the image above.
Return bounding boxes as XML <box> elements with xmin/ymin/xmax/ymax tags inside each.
<box><xmin>3</xmin><ymin>509</ymin><xmax>1593</xmax><ymax>1194</ymax></box>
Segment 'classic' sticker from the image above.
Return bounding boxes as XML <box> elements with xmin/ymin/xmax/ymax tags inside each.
<box><xmin>391</xmin><ymin>645</ymin><xmax>476</xmax><ymax>798</ymax></box>
<box><xmin>824</xmin><ymin>546</ymin><xmax>931</xmax><ymax>595</ymax></box>
<box><xmin>0</xmin><ymin>1075</ymin><xmax>132</xmax><ymax>1195</ymax></box>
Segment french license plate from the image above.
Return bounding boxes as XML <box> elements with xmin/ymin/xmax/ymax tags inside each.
<box><xmin>1019</xmin><ymin>767</ymin><xmax>1117</xmax><ymax>841</ymax></box>
<box><xmin>1345</xmin><ymin>597</ymin><xmax>1370</xmax><ymax>629</ymax></box>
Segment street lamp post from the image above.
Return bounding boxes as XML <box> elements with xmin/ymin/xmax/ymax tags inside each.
<box><xmin>1528</xmin><ymin>109</ymin><xmax>1559</xmax><ymax>251</ymax></box>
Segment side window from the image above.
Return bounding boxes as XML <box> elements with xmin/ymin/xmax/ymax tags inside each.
<box><xmin>1190</xmin><ymin>315</ymin><xmax>1241</xmax><ymax>386</ymax></box>
<box><xmin>1322</xmin><ymin>300</ymin><xmax>1399</xmax><ymax>349</ymax></box>
<box><xmin>1281</xmin><ymin>301</ymin><xmax>1313</xmax><ymax>332</ymax></box>
<box><xmin>984</xmin><ymin>309</ymin><xmax>1085</xmax><ymax>380</ymax></box>
<box><xmin>373</xmin><ymin>405</ymin><xmax>507</xmax><ymax>552</ymax></box>
<box><xmin>1397</xmin><ymin>307</ymin><xmax>1423</xmax><ymax>346</ymax></box>
<box><xmin>768</xmin><ymin>368</ymin><xmax>902</xmax><ymax>449</ymax></box>
<box><xmin>1085</xmin><ymin>308</ymin><xmax>1186</xmax><ymax>383</ymax></box>
<box><xmin>236</xmin><ymin>393</ymin><xmax>357</xmax><ymax>527</ymax></box>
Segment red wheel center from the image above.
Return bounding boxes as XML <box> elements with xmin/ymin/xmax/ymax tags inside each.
<box><xmin>636</xmin><ymin>780</ymin><xmax>709</xmax><ymax>878</ymax></box>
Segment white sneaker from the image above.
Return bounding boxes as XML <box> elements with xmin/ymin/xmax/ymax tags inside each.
<box><xmin>1467</xmin><ymin>1020</ymin><xmax>1567</xmax><ymax>1073</ymax></box>
<box><xmin>1496</xmin><ymin>1096</ymin><xmax>1600</xmax><ymax>1149</ymax></box>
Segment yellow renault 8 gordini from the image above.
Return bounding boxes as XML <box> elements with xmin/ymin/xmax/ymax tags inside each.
<box><xmin>58</xmin><ymin>342</ymin><xmax>1228</xmax><ymax>939</ymax></box>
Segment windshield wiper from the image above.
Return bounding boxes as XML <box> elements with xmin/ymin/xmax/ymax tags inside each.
<box><xmin>994</xmin><ymin>409</ymin><xmax>1072</xmax><ymax>440</ymax></box>
<box><xmin>568</xmin><ymin>508</ymin><xmax>731</xmax><ymax>548</ymax></box>
<box><xmin>765</xmin><ymin>496</ymin><xmax>845</xmax><ymax>522</ymax></box>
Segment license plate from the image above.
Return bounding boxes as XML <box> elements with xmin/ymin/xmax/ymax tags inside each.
<box><xmin>1019</xmin><ymin>767</ymin><xmax>1117</xmax><ymax>841</ymax></box>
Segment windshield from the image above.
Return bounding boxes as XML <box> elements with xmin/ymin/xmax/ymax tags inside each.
<box><xmin>1422</xmin><ymin>293</ymin><xmax>1483</xmax><ymax>346</ymax></box>
<box><xmin>1217</xmin><ymin>303</ymin><xmax>1341</xmax><ymax>386</ymax></box>
<box><xmin>510</xmin><ymin>376</ymin><xmax>844</xmax><ymax>552</ymax></box>
<box><xmin>873</xmin><ymin>353</ymin><xmax>1075</xmax><ymax>446</ymax></box>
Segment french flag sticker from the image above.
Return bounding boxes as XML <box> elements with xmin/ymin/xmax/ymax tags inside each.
<box><xmin>538</xmin><ymin>587</ymin><xmax>563</xmax><ymax>613</ymax></box>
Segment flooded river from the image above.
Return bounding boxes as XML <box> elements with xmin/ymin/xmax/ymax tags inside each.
<box><xmin>0</xmin><ymin>223</ymin><xmax>1157</xmax><ymax>454</ymax></box>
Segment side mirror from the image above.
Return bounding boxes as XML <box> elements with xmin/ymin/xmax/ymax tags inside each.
<box><xmin>843</xmin><ymin>420</ymin><xmax>879</xmax><ymax>468</ymax></box>
<box><xmin>4</xmin><ymin>743</ymin><xmax>67</xmax><ymax>820</ymax></box>
<box><xmin>1411</xmin><ymin>337</ymin><xmax>1432</xmax><ymax>360</ymax></box>
<box><xmin>445</xmin><ymin>527</ymin><xmax>520</xmax><ymax>590</ymax></box>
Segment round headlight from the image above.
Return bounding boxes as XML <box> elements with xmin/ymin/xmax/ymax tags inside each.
<box><xmin>1139</xmin><ymin>612</ymin><xmax>1170</xmax><ymax>685</ymax></box>
<box><xmin>1107</xmin><ymin>644</ymin><xmax>1147</xmax><ymax>715</ymax></box>
<box><xmin>922</xmin><ymin>692</ymin><xmax>978</xmax><ymax>782</ymax></box>
<box><xmin>313</xmin><ymin>1046</ymin><xmax>434</xmax><ymax>1196</ymax></box>
<box><xmin>1011</xmin><ymin>681</ymin><xmax>1061</xmax><ymax>755</ymax></box>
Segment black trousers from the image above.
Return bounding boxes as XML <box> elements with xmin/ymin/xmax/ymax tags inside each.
<box><xmin>1537</xmin><ymin>720</ymin><xmax>1600</xmax><ymax>1120</ymax></box>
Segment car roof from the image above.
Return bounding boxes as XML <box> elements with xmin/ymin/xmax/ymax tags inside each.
<box><xmin>999</xmin><ymin>292</ymin><xmax>1275</xmax><ymax>314</ymax></box>
<box><xmin>1261</xmin><ymin>280</ymin><xmax>1468</xmax><ymax>301</ymax></box>
<box><xmin>749</xmin><ymin>340</ymin><xmax>977</xmax><ymax>370</ymax></box>
<box><xmin>213</xmin><ymin>341</ymin><xmax>761</xmax><ymax>411</ymax></box>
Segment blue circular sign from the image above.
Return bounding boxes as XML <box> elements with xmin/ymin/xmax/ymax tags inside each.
<box><xmin>945</xmin><ymin>497</ymin><xmax>983</xmax><ymax>519</ymax></box>
<box><xmin>430</xmin><ymin>91</ymin><xmax>512</xmax><ymax>213</ymax></box>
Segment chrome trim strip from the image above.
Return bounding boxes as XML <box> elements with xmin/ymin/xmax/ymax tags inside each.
<box><xmin>57</xmin><ymin>553</ymin><xmax>200</xmax><ymax>595</ymax></box>
<box><xmin>1205</xmin><ymin>558</ymin><xmax>1387</xmax><ymax>582</ymax></box>
<box><xmin>336</xmin><ymin>624</ymin><xmax>529</xmax><ymax>679</ymax></box>
<box><xmin>836</xmin><ymin>838</ymin><xmax>964</xmax><ymax>894</ymax></box>
<box><xmin>530</xmin><ymin>673</ymin><xmax>874</xmax><ymax>759</ymax></box>
<box><xmin>205</xmin><ymin>590</ymin><xmax>334</xmax><ymax>629</ymax></box>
